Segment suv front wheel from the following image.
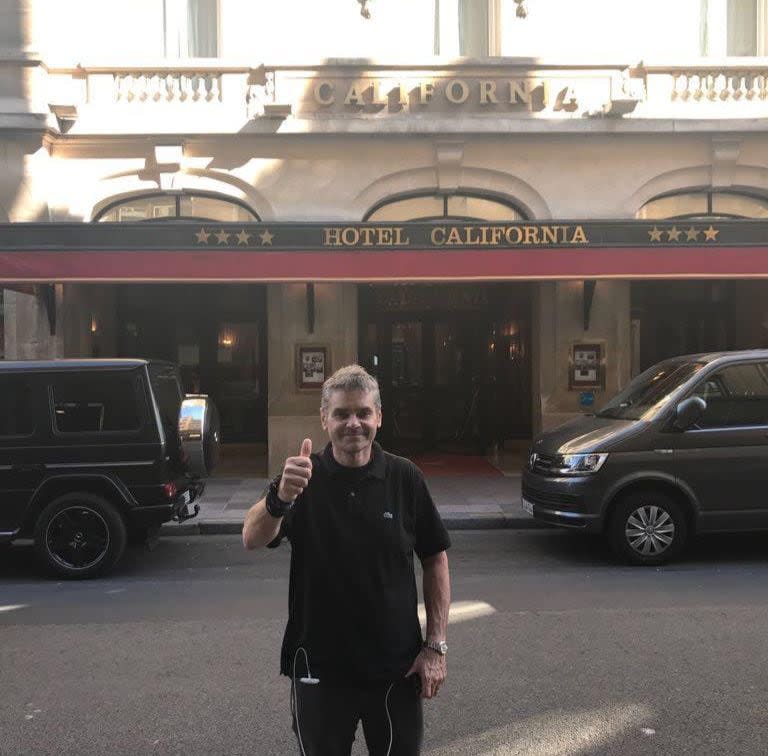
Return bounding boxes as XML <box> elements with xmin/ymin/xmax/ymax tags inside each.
<box><xmin>33</xmin><ymin>492</ymin><xmax>127</xmax><ymax>579</ymax></box>
<box><xmin>608</xmin><ymin>491</ymin><xmax>688</xmax><ymax>566</ymax></box>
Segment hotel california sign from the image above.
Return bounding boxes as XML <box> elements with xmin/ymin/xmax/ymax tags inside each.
<box><xmin>311</xmin><ymin>76</ymin><xmax>580</xmax><ymax>112</ymax></box>
<box><xmin>249</xmin><ymin>64</ymin><xmax>646</xmax><ymax>119</ymax></box>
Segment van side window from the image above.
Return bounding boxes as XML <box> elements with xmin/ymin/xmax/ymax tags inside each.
<box><xmin>51</xmin><ymin>372</ymin><xmax>144</xmax><ymax>433</ymax></box>
<box><xmin>0</xmin><ymin>375</ymin><xmax>36</xmax><ymax>436</ymax></box>
<box><xmin>693</xmin><ymin>362</ymin><xmax>768</xmax><ymax>428</ymax></box>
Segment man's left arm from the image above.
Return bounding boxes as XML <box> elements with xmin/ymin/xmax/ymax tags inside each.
<box><xmin>406</xmin><ymin>550</ymin><xmax>451</xmax><ymax>699</ymax></box>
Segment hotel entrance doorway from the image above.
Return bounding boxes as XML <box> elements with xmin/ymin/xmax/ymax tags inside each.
<box><xmin>359</xmin><ymin>283</ymin><xmax>531</xmax><ymax>455</ymax></box>
<box><xmin>116</xmin><ymin>284</ymin><xmax>267</xmax><ymax>444</ymax></box>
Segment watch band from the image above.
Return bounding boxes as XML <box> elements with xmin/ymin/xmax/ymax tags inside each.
<box><xmin>423</xmin><ymin>639</ymin><xmax>448</xmax><ymax>656</ymax></box>
<box><xmin>265</xmin><ymin>481</ymin><xmax>293</xmax><ymax>518</ymax></box>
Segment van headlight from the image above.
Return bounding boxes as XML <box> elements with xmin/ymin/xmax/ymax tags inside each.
<box><xmin>554</xmin><ymin>453</ymin><xmax>609</xmax><ymax>475</ymax></box>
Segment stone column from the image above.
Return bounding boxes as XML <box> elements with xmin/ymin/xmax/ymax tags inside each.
<box><xmin>267</xmin><ymin>283</ymin><xmax>358</xmax><ymax>476</ymax></box>
<box><xmin>534</xmin><ymin>280</ymin><xmax>631</xmax><ymax>433</ymax></box>
<box><xmin>3</xmin><ymin>286</ymin><xmax>64</xmax><ymax>359</ymax></box>
<box><xmin>0</xmin><ymin>1</ymin><xmax>54</xmax><ymax>360</ymax></box>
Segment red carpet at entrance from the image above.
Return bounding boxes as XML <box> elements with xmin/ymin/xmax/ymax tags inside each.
<box><xmin>412</xmin><ymin>454</ymin><xmax>503</xmax><ymax>478</ymax></box>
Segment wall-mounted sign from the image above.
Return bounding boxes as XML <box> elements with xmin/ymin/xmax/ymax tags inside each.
<box><xmin>569</xmin><ymin>343</ymin><xmax>604</xmax><ymax>390</ymax></box>
<box><xmin>311</xmin><ymin>77</ymin><xmax>581</xmax><ymax>114</ymax></box>
<box><xmin>298</xmin><ymin>345</ymin><xmax>328</xmax><ymax>389</ymax></box>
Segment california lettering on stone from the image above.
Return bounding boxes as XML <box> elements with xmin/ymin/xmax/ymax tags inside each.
<box><xmin>430</xmin><ymin>225</ymin><xmax>589</xmax><ymax>246</ymax></box>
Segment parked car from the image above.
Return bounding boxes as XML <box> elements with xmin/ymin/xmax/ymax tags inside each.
<box><xmin>0</xmin><ymin>359</ymin><xmax>219</xmax><ymax>578</ymax></box>
<box><xmin>523</xmin><ymin>349</ymin><xmax>768</xmax><ymax>565</ymax></box>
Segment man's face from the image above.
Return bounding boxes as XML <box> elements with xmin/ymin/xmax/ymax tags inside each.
<box><xmin>321</xmin><ymin>389</ymin><xmax>382</xmax><ymax>456</ymax></box>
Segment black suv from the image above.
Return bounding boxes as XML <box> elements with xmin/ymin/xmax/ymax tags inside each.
<box><xmin>0</xmin><ymin>359</ymin><xmax>219</xmax><ymax>578</ymax></box>
<box><xmin>523</xmin><ymin>349</ymin><xmax>768</xmax><ymax>565</ymax></box>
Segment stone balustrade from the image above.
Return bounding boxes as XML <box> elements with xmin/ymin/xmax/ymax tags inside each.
<box><xmin>33</xmin><ymin>61</ymin><xmax>768</xmax><ymax>134</ymax></box>
<box><xmin>662</xmin><ymin>68</ymin><xmax>768</xmax><ymax>102</ymax></box>
<box><xmin>113</xmin><ymin>71</ymin><xmax>223</xmax><ymax>103</ymax></box>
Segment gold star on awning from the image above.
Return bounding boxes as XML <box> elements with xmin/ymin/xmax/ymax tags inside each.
<box><xmin>236</xmin><ymin>230</ymin><xmax>251</xmax><ymax>246</ymax></box>
<box><xmin>259</xmin><ymin>229</ymin><xmax>274</xmax><ymax>245</ymax></box>
<box><xmin>685</xmin><ymin>227</ymin><xmax>699</xmax><ymax>241</ymax></box>
<box><xmin>666</xmin><ymin>226</ymin><xmax>681</xmax><ymax>242</ymax></box>
<box><xmin>195</xmin><ymin>228</ymin><xmax>210</xmax><ymax>244</ymax></box>
<box><xmin>215</xmin><ymin>229</ymin><xmax>230</xmax><ymax>245</ymax></box>
<box><xmin>703</xmin><ymin>225</ymin><xmax>720</xmax><ymax>241</ymax></box>
<box><xmin>648</xmin><ymin>226</ymin><xmax>663</xmax><ymax>242</ymax></box>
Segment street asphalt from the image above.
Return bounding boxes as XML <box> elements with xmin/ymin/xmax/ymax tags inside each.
<box><xmin>4</xmin><ymin>529</ymin><xmax>768</xmax><ymax>754</ymax></box>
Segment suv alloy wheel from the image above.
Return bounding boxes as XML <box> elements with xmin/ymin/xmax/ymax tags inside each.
<box><xmin>608</xmin><ymin>491</ymin><xmax>688</xmax><ymax>566</ymax></box>
<box><xmin>33</xmin><ymin>492</ymin><xmax>127</xmax><ymax>579</ymax></box>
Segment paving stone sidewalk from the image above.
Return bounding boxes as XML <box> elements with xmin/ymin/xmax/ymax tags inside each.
<box><xmin>162</xmin><ymin>473</ymin><xmax>538</xmax><ymax>535</ymax></box>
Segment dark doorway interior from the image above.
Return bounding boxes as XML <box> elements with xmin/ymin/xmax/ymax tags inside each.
<box><xmin>631</xmin><ymin>281</ymin><xmax>768</xmax><ymax>374</ymax></box>
<box><xmin>359</xmin><ymin>283</ymin><xmax>531</xmax><ymax>455</ymax></box>
<box><xmin>116</xmin><ymin>284</ymin><xmax>267</xmax><ymax>443</ymax></box>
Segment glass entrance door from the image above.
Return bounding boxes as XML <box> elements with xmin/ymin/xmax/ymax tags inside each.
<box><xmin>389</xmin><ymin>320</ymin><xmax>424</xmax><ymax>450</ymax></box>
<box><xmin>431</xmin><ymin>318</ymin><xmax>485</xmax><ymax>452</ymax></box>
<box><xmin>372</xmin><ymin>314</ymin><xmax>487</xmax><ymax>454</ymax></box>
<box><xmin>360</xmin><ymin>284</ymin><xmax>532</xmax><ymax>455</ymax></box>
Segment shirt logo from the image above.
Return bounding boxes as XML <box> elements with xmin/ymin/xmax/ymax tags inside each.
<box><xmin>383</xmin><ymin>511</ymin><xmax>393</xmax><ymax>519</ymax></box>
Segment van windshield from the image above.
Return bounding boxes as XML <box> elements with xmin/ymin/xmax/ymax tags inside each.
<box><xmin>596</xmin><ymin>359</ymin><xmax>706</xmax><ymax>421</ymax></box>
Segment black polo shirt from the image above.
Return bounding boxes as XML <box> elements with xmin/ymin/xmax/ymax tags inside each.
<box><xmin>267</xmin><ymin>442</ymin><xmax>451</xmax><ymax>683</ymax></box>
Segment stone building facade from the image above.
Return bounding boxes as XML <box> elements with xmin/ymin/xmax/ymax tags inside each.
<box><xmin>2</xmin><ymin>0</ymin><xmax>768</xmax><ymax>473</ymax></box>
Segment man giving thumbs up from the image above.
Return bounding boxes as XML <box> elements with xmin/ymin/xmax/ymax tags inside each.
<box><xmin>243</xmin><ymin>365</ymin><xmax>451</xmax><ymax>756</ymax></box>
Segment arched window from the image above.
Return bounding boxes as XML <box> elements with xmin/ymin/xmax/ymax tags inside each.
<box><xmin>95</xmin><ymin>192</ymin><xmax>259</xmax><ymax>223</ymax></box>
<box><xmin>638</xmin><ymin>190</ymin><xmax>768</xmax><ymax>220</ymax></box>
<box><xmin>364</xmin><ymin>191</ymin><xmax>526</xmax><ymax>222</ymax></box>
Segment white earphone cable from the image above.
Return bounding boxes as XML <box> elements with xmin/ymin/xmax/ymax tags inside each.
<box><xmin>292</xmin><ymin>647</ymin><xmax>316</xmax><ymax>756</ymax></box>
<box><xmin>384</xmin><ymin>682</ymin><xmax>395</xmax><ymax>756</ymax></box>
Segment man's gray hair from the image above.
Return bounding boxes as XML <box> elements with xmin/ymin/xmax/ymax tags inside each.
<box><xmin>320</xmin><ymin>364</ymin><xmax>381</xmax><ymax>411</ymax></box>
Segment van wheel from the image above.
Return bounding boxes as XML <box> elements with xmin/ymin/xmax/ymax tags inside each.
<box><xmin>608</xmin><ymin>491</ymin><xmax>688</xmax><ymax>566</ymax></box>
<box><xmin>33</xmin><ymin>493</ymin><xmax>127</xmax><ymax>579</ymax></box>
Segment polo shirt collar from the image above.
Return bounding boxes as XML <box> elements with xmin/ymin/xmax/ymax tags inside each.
<box><xmin>321</xmin><ymin>441</ymin><xmax>386</xmax><ymax>480</ymax></box>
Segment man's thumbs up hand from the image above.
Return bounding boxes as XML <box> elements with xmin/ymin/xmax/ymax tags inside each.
<box><xmin>278</xmin><ymin>437</ymin><xmax>313</xmax><ymax>503</ymax></box>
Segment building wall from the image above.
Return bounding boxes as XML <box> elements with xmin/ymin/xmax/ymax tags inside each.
<box><xmin>535</xmin><ymin>281</ymin><xmax>631</xmax><ymax>431</ymax></box>
<box><xmin>33</xmin><ymin>133</ymin><xmax>768</xmax><ymax>226</ymax></box>
<box><xmin>267</xmin><ymin>283</ymin><xmax>358</xmax><ymax>476</ymax></box>
<box><xmin>4</xmin><ymin>1</ymin><xmax>768</xmax><ymax>446</ymax></box>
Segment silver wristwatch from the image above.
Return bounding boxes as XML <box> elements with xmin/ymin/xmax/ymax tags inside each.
<box><xmin>424</xmin><ymin>639</ymin><xmax>448</xmax><ymax>656</ymax></box>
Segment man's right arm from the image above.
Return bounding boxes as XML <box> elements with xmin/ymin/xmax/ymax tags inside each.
<box><xmin>242</xmin><ymin>497</ymin><xmax>282</xmax><ymax>550</ymax></box>
<box><xmin>242</xmin><ymin>437</ymin><xmax>313</xmax><ymax>551</ymax></box>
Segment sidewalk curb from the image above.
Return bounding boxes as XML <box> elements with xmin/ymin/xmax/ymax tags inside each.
<box><xmin>161</xmin><ymin>516</ymin><xmax>549</xmax><ymax>536</ymax></box>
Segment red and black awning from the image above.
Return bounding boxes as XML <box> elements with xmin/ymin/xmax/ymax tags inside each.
<box><xmin>0</xmin><ymin>220</ymin><xmax>766</xmax><ymax>282</ymax></box>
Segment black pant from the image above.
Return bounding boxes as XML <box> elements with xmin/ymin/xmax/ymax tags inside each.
<box><xmin>291</xmin><ymin>676</ymin><xmax>423</xmax><ymax>755</ymax></box>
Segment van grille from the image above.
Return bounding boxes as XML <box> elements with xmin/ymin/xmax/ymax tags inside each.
<box><xmin>528</xmin><ymin>451</ymin><xmax>560</xmax><ymax>475</ymax></box>
<box><xmin>522</xmin><ymin>482</ymin><xmax>584</xmax><ymax>511</ymax></box>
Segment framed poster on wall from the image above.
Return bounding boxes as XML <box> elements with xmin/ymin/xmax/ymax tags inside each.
<box><xmin>298</xmin><ymin>346</ymin><xmax>328</xmax><ymax>389</ymax></box>
<box><xmin>569</xmin><ymin>342</ymin><xmax>604</xmax><ymax>390</ymax></box>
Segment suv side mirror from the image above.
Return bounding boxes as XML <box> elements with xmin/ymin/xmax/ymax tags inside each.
<box><xmin>674</xmin><ymin>396</ymin><xmax>706</xmax><ymax>431</ymax></box>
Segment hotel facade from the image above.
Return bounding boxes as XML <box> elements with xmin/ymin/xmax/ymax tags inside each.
<box><xmin>2</xmin><ymin>0</ymin><xmax>768</xmax><ymax>472</ymax></box>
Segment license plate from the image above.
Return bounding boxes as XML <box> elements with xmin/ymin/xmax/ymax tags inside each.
<box><xmin>522</xmin><ymin>498</ymin><xmax>534</xmax><ymax>516</ymax></box>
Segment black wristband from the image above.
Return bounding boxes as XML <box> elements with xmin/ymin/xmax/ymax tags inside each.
<box><xmin>265</xmin><ymin>482</ymin><xmax>293</xmax><ymax>519</ymax></box>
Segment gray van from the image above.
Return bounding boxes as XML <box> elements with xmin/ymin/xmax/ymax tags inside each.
<box><xmin>522</xmin><ymin>349</ymin><xmax>768</xmax><ymax>565</ymax></box>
